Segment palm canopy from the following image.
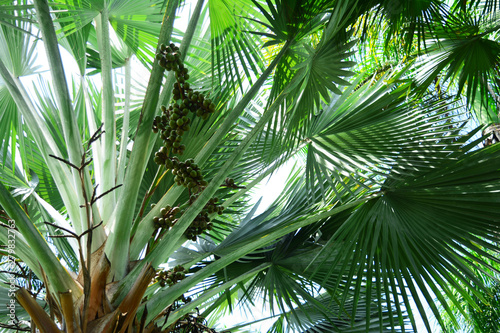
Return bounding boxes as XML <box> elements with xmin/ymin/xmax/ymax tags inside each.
<box><xmin>0</xmin><ymin>0</ymin><xmax>499</xmax><ymax>332</ymax></box>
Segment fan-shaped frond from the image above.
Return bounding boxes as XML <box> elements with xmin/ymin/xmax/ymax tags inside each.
<box><xmin>308</xmin><ymin>143</ymin><xmax>500</xmax><ymax>331</ymax></box>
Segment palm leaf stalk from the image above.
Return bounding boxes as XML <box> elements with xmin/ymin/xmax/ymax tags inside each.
<box><xmin>1</xmin><ymin>1</ymin><xmax>500</xmax><ymax>332</ymax></box>
<box><xmin>33</xmin><ymin>0</ymin><xmax>106</xmax><ymax>247</ymax></box>
<box><xmin>104</xmin><ymin>0</ymin><xmax>181</xmax><ymax>279</ymax></box>
<box><xmin>0</xmin><ymin>182</ymin><xmax>81</xmax><ymax>296</ymax></box>
<box><xmin>116</xmin><ymin>55</ymin><xmax>132</xmax><ymax>188</ymax></box>
<box><xmin>0</xmin><ymin>58</ymin><xmax>83</xmax><ymax>232</ymax></box>
<box><xmin>95</xmin><ymin>2</ymin><xmax>117</xmax><ymax>224</ymax></box>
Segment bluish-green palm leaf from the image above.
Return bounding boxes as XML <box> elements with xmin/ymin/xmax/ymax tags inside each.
<box><xmin>248</xmin><ymin>0</ymin><xmax>340</xmax><ymax>46</ymax></box>
<box><xmin>22</xmin><ymin>148</ymin><xmax>64</xmax><ymax>211</ymax></box>
<box><xmin>262</xmin><ymin>31</ymin><xmax>357</xmax><ymax>170</ymax></box>
<box><xmin>0</xmin><ymin>150</ymin><xmax>78</xmax><ymax>271</ymax></box>
<box><xmin>0</xmin><ymin>23</ymin><xmax>41</xmax><ymax>77</ymax></box>
<box><xmin>50</xmin><ymin>0</ymin><xmax>102</xmax><ymax>76</ymax></box>
<box><xmin>1</xmin><ymin>76</ymin><xmax>69</xmax><ymax>212</ymax></box>
<box><xmin>30</xmin><ymin>76</ymin><xmax>69</xmax><ymax>158</ymax></box>
<box><xmin>266</xmin><ymin>291</ymin><xmax>413</xmax><ymax>333</ymax></box>
<box><xmin>214</xmin><ymin>172</ymin><xmax>323</xmax><ymax>256</ymax></box>
<box><xmin>85</xmin><ymin>22</ymin><xmax>139</xmax><ymax>75</ymax></box>
<box><xmin>207</xmin><ymin>0</ymin><xmax>265</xmax><ymax>93</ymax></box>
<box><xmin>380</xmin><ymin>0</ymin><xmax>447</xmax><ymax>52</ymax></box>
<box><xmin>202</xmin><ymin>196</ymin><xmax>413</xmax><ymax>332</ymax></box>
<box><xmin>308</xmin><ymin>143</ymin><xmax>500</xmax><ymax>331</ymax></box>
<box><xmin>298</xmin><ymin>72</ymin><xmax>469</xmax><ymax>200</ymax></box>
<box><xmin>204</xmin><ymin>94</ymin><xmax>286</xmax><ymax>183</ymax></box>
<box><xmin>52</xmin><ymin>0</ymin><xmax>94</xmax><ymax>75</ymax></box>
<box><xmin>416</xmin><ymin>35</ymin><xmax>500</xmax><ymax>103</ymax></box>
<box><xmin>190</xmin><ymin>175</ymin><xmax>345</xmax><ymax>327</ymax></box>
<box><xmin>0</xmin><ymin>11</ymin><xmax>42</xmax><ymax>169</ymax></box>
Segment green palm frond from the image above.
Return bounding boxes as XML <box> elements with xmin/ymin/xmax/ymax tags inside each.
<box><xmin>193</xmin><ymin>174</ymin><xmax>406</xmax><ymax>331</ymax></box>
<box><xmin>52</xmin><ymin>0</ymin><xmax>163</xmax><ymax>72</ymax></box>
<box><xmin>266</xmin><ymin>291</ymin><xmax>412</xmax><ymax>333</ymax></box>
<box><xmin>302</xmin><ymin>77</ymin><xmax>471</xmax><ymax>199</ymax></box>
<box><xmin>261</xmin><ymin>26</ymin><xmax>357</xmax><ymax>167</ymax></box>
<box><xmin>292</xmin><ymin>35</ymin><xmax>356</xmax><ymax>109</ymax></box>
<box><xmin>439</xmin><ymin>269</ymin><xmax>500</xmax><ymax>332</ymax></box>
<box><xmin>108</xmin><ymin>0</ymin><xmax>163</xmax><ymax>67</ymax></box>
<box><xmin>31</xmin><ymin>76</ymin><xmax>69</xmax><ymax>152</ymax></box>
<box><xmin>403</xmin><ymin>7</ymin><xmax>500</xmax><ymax>125</ymax></box>
<box><xmin>0</xmin><ymin>141</ymin><xmax>78</xmax><ymax>271</ymax></box>
<box><xmin>248</xmin><ymin>0</ymin><xmax>339</xmax><ymax>46</ymax></box>
<box><xmin>307</xmin><ymin>143</ymin><xmax>500</xmax><ymax>331</ymax></box>
<box><xmin>0</xmin><ymin>1</ymin><xmax>35</xmax><ymax>36</ymax></box>
<box><xmin>52</xmin><ymin>0</ymin><xmax>102</xmax><ymax>30</ymax></box>
<box><xmin>18</xmin><ymin>144</ymin><xmax>64</xmax><ymax>210</ymax></box>
<box><xmin>415</xmin><ymin>32</ymin><xmax>500</xmax><ymax>105</ymax></box>
<box><xmin>381</xmin><ymin>0</ymin><xmax>447</xmax><ymax>52</ymax></box>
<box><xmin>53</xmin><ymin>2</ymin><xmax>94</xmax><ymax>75</ymax></box>
<box><xmin>0</xmin><ymin>11</ymin><xmax>41</xmax><ymax>168</ymax></box>
<box><xmin>85</xmin><ymin>25</ymin><xmax>131</xmax><ymax>74</ymax></box>
<box><xmin>207</xmin><ymin>0</ymin><xmax>265</xmax><ymax>93</ymax></box>
<box><xmin>0</xmin><ymin>22</ymin><xmax>41</xmax><ymax>77</ymax></box>
<box><xmin>1</xmin><ymin>1</ymin><xmax>500</xmax><ymax>332</ymax></box>
<box><xmin>1</xmin><ymin>76</ymin><xmax>70</xmax><ymax>211</ymax></box>
<box><xmin>451</xmin><ymin>0</ymin><xmax>500</xmax><ymax>15</ymax></box>
<box><xmin>265</xmin><ymin>0</ymin><xmax>354</xmax><ymax>105</ymax></box>
<box><xmin>0</xmin><ymin>86</ymin><xmax>20</xmax><ymax>166</ymax></box>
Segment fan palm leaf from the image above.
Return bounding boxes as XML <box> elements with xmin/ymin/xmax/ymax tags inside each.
<box><xmin>0</xmin><ymin>1</ymin><xmax>500</xmax><ymax>332</ymax></box>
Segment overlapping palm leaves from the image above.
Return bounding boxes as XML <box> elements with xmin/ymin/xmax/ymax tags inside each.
<box><xmin>189</xmin><ymin>86</ymin><xmax>498</xmax><ymax>332</ymax></box>
<box><xmin>0</xmin><ymin>0</ymin><xmax>499</xmax><ymax>332</ymax></box>
<box><xmin>356</xmin><ymin>0</ymin><xmax>500</xmax><ymax>127</ymax></box>
<box><xmin>414</xmin><ymin>11</ymin><xmax>500</xmax><ymax>105</ymax></box>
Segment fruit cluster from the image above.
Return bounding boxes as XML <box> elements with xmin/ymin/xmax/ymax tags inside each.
<box><xmin>153</xmin><ymin>43</ymin><xmax>217</xmax><ymax>158</ymax></box>
<box><xmin>224</xmin><ymin>177</ymin><xmax>235</xmax><ymax>187</ymax></box>
<box><xmin>187</xmin><ymin>90</ymin><xmax>217</xmax><ymax>120</ymax></box>
<box><xmin>153</xmin><ymin>156</ymin><xmax>208</xmax><ymax>194</ymax></box>
<box><xmin>150</xmin><ymin>42</ymin><xmax>228</xmax><ymax>243</ymax></box>
<box><xmin>153</xmin><ymin>146</ymin><xmax>169</xmax><ymax>165</ymax></box>
<box><xmin>184</xmin><ymin>196</ymin><xmax>224</xmax><ymax>241</ymax></box>
<box><xmin>221</xmin><ymin>177</ymin><xmax>243</xmax><ymax>189</ymax></box>
<box><xmin>153</xmin><ymin>195</ymin><xmax>224</xmax><ymax>241</ymax></box>
<box><xmin>155</xmin><ymin>265</ymin><xmax>192</xmax><ymax>303</ymax></box>
<box><xmin>171</xmin><ymin>158</ymin><xmax>208</xmax><ymax>192</ymax></box>
<box><xmin>156</xmin><ymin>43</ymin><xmax>183</xmax><ymax>74</ymax></box>
<box><xmin>203</xmin><ymin>196</ymin><xmax>225</xmax><ymax>216</ymax></box>
<box><xmin>156</xmin><ymin>265</ymin><xmax>187</xmax><ymax>288</ymax></box>
<box><xmin>152</xmin><ymin>94</ymin><xmax>217</xmax><ymax>157</ymax></box>
<box><xmin>152</xmin><ymin>104</ymin><xmax>190</xmax><ymax>155</ymax></box>
<box><xmin>152</xmin><ymin>205</ymin><xmax>181</xmax><ymax>230</ymax></box>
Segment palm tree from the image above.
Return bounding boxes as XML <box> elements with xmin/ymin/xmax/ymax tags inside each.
<box><xmin>0</xmin><ymin>0</ymin><xmax>499</xmax><ymax>332</ymax></box>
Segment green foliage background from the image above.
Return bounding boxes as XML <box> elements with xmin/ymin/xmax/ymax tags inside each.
<box><xmin>0</xmin><ymin>0</ymin><xmax>500</xmax><ymax>332</ymax></box>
